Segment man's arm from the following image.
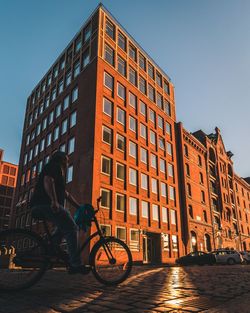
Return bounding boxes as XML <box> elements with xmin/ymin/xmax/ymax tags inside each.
<box><xmin>65</xmin><ymin>191</ymin><xmax>80</xmax><ymax>208</ymax></box>
<box><xmin>44</xmin><ymin>176</ymin><xmax>60</xmax><ymax>212</ymax></box>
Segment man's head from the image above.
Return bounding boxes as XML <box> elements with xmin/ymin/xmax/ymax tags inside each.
<box><xmin>49</xmin><ymin>151</ymin><xmax>69</xmax><ymax>170</ymax></box>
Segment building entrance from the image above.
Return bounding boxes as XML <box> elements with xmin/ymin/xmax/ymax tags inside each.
<box><xmin>143</xmin><ymin>232</ymin><xmax>161</xmax><ymax>264</ymax></box>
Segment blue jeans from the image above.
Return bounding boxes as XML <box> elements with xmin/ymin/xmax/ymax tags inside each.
<box><xmin>32</xmin><ymin>205</ymin><xmax>81</xmax><ymax>267</ymax></box>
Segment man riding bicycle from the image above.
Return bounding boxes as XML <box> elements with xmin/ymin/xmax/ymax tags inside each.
<box><xmin>30</xmin><ymin>150</ymin><xmax>88</xmax><ymax>274</ymax></box>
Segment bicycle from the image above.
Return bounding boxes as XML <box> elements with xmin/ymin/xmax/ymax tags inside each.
<box><xmin>0</xmin><ymin>197</ymin><xmax>133</xmax><ymax>291</ymax></box>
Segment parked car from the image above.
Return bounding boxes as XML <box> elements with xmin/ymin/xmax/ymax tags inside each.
<box><xmin>240</xmin><ymin>251</ymin><xmax>250</xmax><ymax>264</ymax></box>
<box><xmin>176</xmin><ymin>251</ymin><xmax>216</xmax><ymax>266</ymax></box>
<box><xmin>211</xmin><ymin>249</ymin><xmax>243</xmax><ymax>265</ymax></box>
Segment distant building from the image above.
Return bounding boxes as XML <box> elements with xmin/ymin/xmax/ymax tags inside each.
<box><xmin>176</xmin><ymin>124</ymin><xmax>250</xmax><ymax>253</ymax></box>
<box><xmin>0</xmin><ymin>149</ymin><xmax>18</xmax><ymax>230</ymax></box>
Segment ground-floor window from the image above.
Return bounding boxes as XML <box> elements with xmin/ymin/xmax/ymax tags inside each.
<box><xmin>130</xmin><ymin>229</ymin><xmax>140</xmax><ymax>251</ymax></box>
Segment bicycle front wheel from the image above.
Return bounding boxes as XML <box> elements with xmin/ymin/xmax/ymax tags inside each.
<box><xmin>0</xmin><ymin>228</ymin><xmax>48</xmax><ymax>291</ymax></box>
<box><xmin>90</xmin><ymin>237</ymin><xmax>132</xmax><ymax>285</ymax></box>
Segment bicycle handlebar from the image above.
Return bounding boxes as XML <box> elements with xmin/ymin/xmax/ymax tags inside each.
<box><xmin>95</xmin><ymin>196</ymin><xmax>102</xmax><ymax>214</ymax></box>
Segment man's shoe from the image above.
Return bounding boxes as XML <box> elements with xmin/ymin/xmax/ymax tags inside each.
<box><xmin>68</xmin><ymin>265</ymin><xmax>91</xmax><ymax>275</ymax></box>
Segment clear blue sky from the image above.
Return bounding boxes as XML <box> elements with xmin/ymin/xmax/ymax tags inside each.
<box><xmin>0</xmin><ymin>0</ymin><xmax>249</xmax><ymax>177</ymax></box>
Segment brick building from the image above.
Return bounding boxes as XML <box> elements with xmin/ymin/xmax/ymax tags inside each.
<box><xmin>0</xmin><ymin>149</ymin><xmax>18</xmax><ymax>230</ymax></box>
<box><xmin>176</xmin><ymin>125</ymin><xmax>250</xmax><ymax>253</ymax></box>
<box><xmin>13</xmin><ymin>4</ymin><xmax>183</xmax><ymax>264</ymax></box>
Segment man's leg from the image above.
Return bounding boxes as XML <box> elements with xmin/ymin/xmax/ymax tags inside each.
<box><xmin>32</xmin><ymin>205</ymin><xmax>81</xmax><ymax>267</ymax></box>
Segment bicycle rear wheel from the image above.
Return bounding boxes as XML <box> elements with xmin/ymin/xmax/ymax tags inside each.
<box><xmin>90</xmin><ymin>237</ymin><xmax>132</xmax><ymax>285</ymax></box>
<box><xmin>0</xmin><ymin>228</ymin><xmax>48</xmax><ymax>291</ymax></box>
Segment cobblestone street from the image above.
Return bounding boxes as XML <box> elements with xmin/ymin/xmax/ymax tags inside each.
<box><xmin>1</xmin><ymin>265</ymin><xmax>250</xmax><ymax>313</ymax></box>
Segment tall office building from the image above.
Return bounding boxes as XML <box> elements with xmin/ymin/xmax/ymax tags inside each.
<box><xmin>0</xmin><ymin>149</ymin><xmax>18</xmax><ymax>230</ymax></box>
<box><xmin>13</xmin><ymin>4</ymin><xmax>183</xmax><ymax>263</ymax></box>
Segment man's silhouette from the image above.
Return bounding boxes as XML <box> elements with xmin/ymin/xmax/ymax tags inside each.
<box><xmin>30</xmin><ymin>151</ymin><xmax>87</xmax><ymax>274</ymax></box>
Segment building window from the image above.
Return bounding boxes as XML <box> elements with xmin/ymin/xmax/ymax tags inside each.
<box><xmin>68</xmin><ymin>137</ymin><xmax>75</xmax><ymax>155</ymax></box>
<box><xmin>150</xmin><ymin>130</ymin><xmax>156</xmax><ymax>145</ymax></box>
<box><xmin>116</xmin><ymin>227</ymin><xmax>126</xmax><ymax>241</ymax></box>
<box><xmin>72</xmin><ymin>87</ymin><xmax>78</xmax><ymax>103</ymax></box>
<box><xmin>101</xmin><ymin>189</ymin><xmax>111</xmax><ymax>209</ymax></box>
<box><xmin>129</xmin><ymin>197</ymin><xmax>137</xmax><ymax>215</ymax></box>
<box><xmin>117</xmin><ymin>82</ymin><xmax>126</xmax><ymax>100</ymax></box>
<box><xmin>152</xmin><ymin>204</ymin><xmax>159</xmax><ymax>221</ymax></box>
<box><xmin>151</xmin><ymin>153</ymin><xmax>157</xmax><ymax>169</ymax></box>
<box><xmin>66</xmin><ymin>165</ymin><xmax>73</xmax><ymax>183</ymax></box>
<box><xmin>164</xmin><ymin>100</ymin><xmax>171</xmax><ymax>116</ymax></box>
<box><xmin>130</xmin><ymin>229</ymin><xmax>140</xmax><ymax>251</ymax></box>
<box><xmin>65</xmin><ymin>71</ymin><xmax>71</xmax><ymax>87</ymax></box>
<box><xmin>117</xmin><ymin>107</ymin><xmax>126</xmax><ymax>125</ymax></box>
<box><xmin>167</xmin><ymin>142</ymin><xmax>173</xmax><ymax>156</ymax></box>
<box><xmin>114</xmin><ymin>133</ymin><xmax>124</xmax><ymax>151</ymax></box>
<box><xmin>116</xmin><ymin>193</ymin><xmax>125</xmax><ymax>212</ymax></box>
<box><xmin>185</xmin><ymin>163</ymin><xmax>190</xmax><ymax>176</ymax></box>
<box><xmin>129</xmin><ymin>67</ymin><xmax>137</xmax><ymax>86</ymax></box>
<box><xmin>100</xmin><ymin>224</ymin><xmax>111</xmax><ymax>236</ymax></box>
<box><xmin>116</xmin><ymin>162</ymin><xmax>125</xmax><ymax>180</ymax></box>
<box><xmin>82</xmin><ymin>49</ymin><xmax>90</xmax><ymax>68</ymax></box>
<box><xmin>104</xmin><ymin>44</ymin><xmax>115</xmax><ymax>66</ymax></box>
<box><xmin>169</xmin><ymin>186</ymin><xmax>175</xmax><ymax>200</ymax></box>
<box><xmin>53</xmin><ymin>126</ymin><xmax>60</xmax><ymax>142</ymax></box>
<box><xmin>84</xmin><ymin>24</ymin><xmax>91</xmax><ymax>42</ymax></box>
<box><xmin>73</xmin><ymin>61</ymin><xmax>80</xmax><ymax>78</ymax></box>
<box><xmin>106</xmin><ymin>19</ymin><xmax>115</xmax><ymax>39</ymax></box>
<box><xmin>141</xmin><ymin>173</ymin><xmax>148</xmax><ymax>190</ymax></box>
<box><xmin>103</xmin><ymin>98</ymin><xmax>113</xmax><ymax>117</ymax></box>
<box><xmin>187</xmin><ymin>183</ymin><xmax>192</xmax><ymax>197</ymax></box>
<box><xmin>70</xmin><ymin>111</ymin><xmax>77</xmax><ymax>128</ymax></box>
<box><xmin>171</xmin><ymin>209</ymin><xmax>176</xmax><ymax>225</ymax></box>
<box><xmin>46</xmin><ymin>132</ymin><xmax>52</xmax><ymax>147</ymax></box>
<box><xmin>48</xmin><ymin>111</ymin><xmax>54</xmax><ymax>125</ymax></box>
<box><xmin>184</xmin><ymin>144</ymin><xmax>189</xmax><ymax>157</ymax></box>
<box><xmin>166</xmin><ymin>122</ymin><xmax>171</xmax><ymax>135</ymax></box>
<box><xmin>161</xmin><ymin>182</ymin><xmax>167</xmax><ymax>197</ymax></box>
<box><xmin>163</xmin><ymin>80</ymin><xmax>170</xmax><ymax>95</ymax></box>
<box><xmin>104</xmin><ymin>72</ymin><xmax>114</xmax><ymax>91</ymax></box>
<box><xmin>129</xmin><ymin>141</ymin><xmax>137</xmax><ymax>159</ymax></box>
<box><xmin>61</xmin><ymin>118</ymin><xmax>68</xmax><ymax>135</ymax></box>
<box><xmin>117</xmin><ymin>55</ymin><xmax>126</xmax><ymax>76</ymax></box>
<box><xmin>118</xmin><ymin>31</ymin><xmax>126</xmax><ymax>50</ymax></box>
<box><xmin>140</xmin><ymin>101</ymin><xmax>146</xmax><ymax>116</ymax></box>
<box><xmin>101</xmin><ymin>156</ymin><xmax>111</xmax><ymax>176</ymax></box>
<box><xmin>159</xmin><ymin>137</ymin><xmax>165</xmax><ymax>150</ymax></box>
<box><xmin>157</xmin><ymin>93</ymin><xmax>163</xmax><ymax>109</ymax></box>
<box><xmin>129</xmin><ymin>168</ymin><xmax>137</xmax><ymax>186</ymax></box>
<box><xmin>142</xmin><ymin>201</ymin><xmax>149</xmax><ymax>218</ymax></box>
<box><xmin>55</xmin><ymin>104</ymin><xmax>62</xmax><ymax>119</ymax></box>
<box><xmin>199</xmin><ymin>172</ymin><xmax>204</xmax><ymax>184</ymax></box>
<box><xmin>149</xmin><ymin>109</ymin><xmax>156</xmax><ymax>124</ymax></box>
<box><xmin>139</xmin><ymin>53</ymin><xmax>146</xmax><ymax>71</ymax></box>
<box><xmin>148</xmin><ymin>84</ymin><xmax>155</xmax><ymax>102</ymax></box>
<box><xmin>140</xmin><ymin>147</ymin><xmax>148</xmax><ymax>164</ymax></box>
<box><xmin>160</xmin><ymin>159</ymin><xmax>166</xmax><ymax>173</ymax></box>
<box><xmin>51</xmin><ymin>87</ymin><xmax>56</xmax><ymax>102</ymax></box>
<box><xmin>129</xmin><ymin>116</ymin><xmax>136</xmax><ymax>132</ymax></box>
<box><xmin>203</xmin><ymin>210</ymin><xmax>208</xmax><ymax>223</ymax></box>
<box><xmin>102</xmin><ymin>126</ymin><xmax>112</xmax><ymax>145</ymax></box>
<box><xmin>158</xmin><ymin>115</ymin><xmax>164</xmax><ymax>130</ymax></box>
<box><xmin>129</xmin><ymin>44</ymin><xmax>136</xmax><ymax>61</ymax></box>
<box><xmin>201</xmin><ymin>190</ymin><xmax>206</xmax><ymax>203</ymax></box>
<box><xmin>162</xmin><ymin>207</ymin><xmax>168</xmax><ymax>223</ymax></box>
<box><xmin>139</xmin><ymin>76</ymin><xmax>146</xmax><ymax>94</ymax></box>
<box><xmin>63</xmin><ymin>95</ymin><xmax>70</xmax><ymax>111</ymax></box>
<box><xmin>172</xmin><ymin>235</ymin><xmax>178</xmax><ymax>251</ymax></box>
<box><xmin>75</xmin><ymin>35</ymin><xmax>82</xmax><ymax>53</ymax></box>
<box><xmin>40</xmin><ymin>138</ymin><xmax>45</xmax><ymax>152</ymax></box>
<box><xmin>156</xmin><ymin>72</ymin><xmax>162</xmax><ymax>87</ymax></box>
<box><xmin>129</xmin><ymin>92</ymin><xmax>137</xmax><ymax>109</ymax></box>
<box><xmin>148</xmin><ymin>62</ymin><xmax>154</xmax><ymax>79</ymax></box>
<box><xmin>140</xmin><ymin>123</ymin><xmax>147</xmax><ymax>139</ymax></box>
<box><xmin>151</xmin><ymin>178</ymin><xmax>158</xmax><ymax>194</ymax></box>
<box><xmin>198</xmin><ymin>155</ymin><xmax>202</xmax><ymax>166</ymax></box>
